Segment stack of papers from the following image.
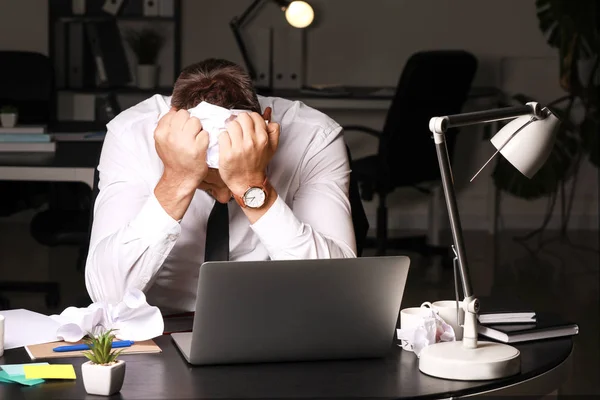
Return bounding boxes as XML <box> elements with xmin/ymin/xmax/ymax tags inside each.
<box><xmin>0</xmin><ymin>309</ymin><xmax>60</xmax><ymax>350</ymax></box>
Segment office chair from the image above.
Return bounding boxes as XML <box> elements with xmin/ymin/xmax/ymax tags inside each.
<box><xmin>345</xmin><ymin>50</ymin><xmax>478</xmax><ymax>257</ymax></box>
<box><xmin>0</xmin><ymin>51</ymin><xmax>61</xmax><ymax>308</ymax></box>
<box><xmin>347</xmin><ymin>145</ymin><xmax>369</xmax><ymax>257</ymax></box>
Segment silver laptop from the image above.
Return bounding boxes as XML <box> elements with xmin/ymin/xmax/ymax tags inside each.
<box><xmin>171</xmin><ymin>256</ymin><xmax>410</xmax><ymax>365</ymax></box>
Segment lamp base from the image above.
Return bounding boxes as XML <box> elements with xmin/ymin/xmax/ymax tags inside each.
<box><xmin>419</xmin><ymin>341</ymin><xmax>521</xmax><ymax>381</ymax></box>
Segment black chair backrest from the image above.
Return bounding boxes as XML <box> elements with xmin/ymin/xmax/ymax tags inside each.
<box><xmin>346</xmin><ymin>145</ymin><xmax>369</xmax><ymax>256</ymax></box>
<box><xmin>0</xmin><ymin>51</ymin><xmax>54</xmax><ymax>124</ymax></box>
<box><xmin>379</xmin><ymin>50</ymin><xmax>478</xmax><ymax>186</ymax></box>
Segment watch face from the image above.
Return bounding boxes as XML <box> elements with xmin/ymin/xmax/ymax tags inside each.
<box><xmin>243</xmin><ymin>187</ymin><xmax>266</xmax><ymax>208</ymax></box>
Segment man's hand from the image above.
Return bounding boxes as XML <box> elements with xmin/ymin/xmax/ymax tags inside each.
<box><xmin>155</xmin><ymin>108</ymin><xmax>210</xmax><ymax>191</ymax></box>
<box><xmin>154</xmin><ymin>109</ymin><xmax>209</xmax><ymax>220</ymax></box>
<box><xmin>217</xmin><ymin>107</ymin><xmax>280</xmax><ymax>196</ymax></box>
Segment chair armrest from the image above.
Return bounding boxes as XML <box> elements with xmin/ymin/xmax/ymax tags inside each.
<box><xmin>341</xmin><ymin>125</ymin><xmax>382</xmax><ymax>138</ymax></box>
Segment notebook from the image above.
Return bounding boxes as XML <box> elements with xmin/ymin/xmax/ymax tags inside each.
<box><xmin>478</xmin><ymin>313</ymin><xmax>579</xmax><ymax>344</ymax></box>
<box><xmin>477</xmin><ymin>296</ymin><xmax>536</xmax><ymax>324</ymax></box>
<box><xmin>24</xmin><ymin>339</ymin><xmax>162</xmax><ymax>360</ymax></box>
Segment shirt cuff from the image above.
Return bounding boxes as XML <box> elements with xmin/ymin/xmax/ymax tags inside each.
<box><xmin>126</xmin><ymin>193</ymin><xmax>182</xmax><ymax>247</ymax></box>
<box><xmin>250</xmin><ymin>195</ymin><xmax>305</xmax><ymax>249</ymax></box>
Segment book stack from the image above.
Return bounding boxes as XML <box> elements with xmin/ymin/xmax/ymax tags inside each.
<box><xmin>0</xmin><ymin>126</ymin><xmax>56</xmax><ymax>153</ymax></box>
<box><xmin>476</xmin><ymin>297</ymin><xmax>579</xmax><ymax>344</ymax></box>
<box><xmin>478</xmin><ymin>313</ymin><xmax>579</xmax><ymax>344</ymax></box>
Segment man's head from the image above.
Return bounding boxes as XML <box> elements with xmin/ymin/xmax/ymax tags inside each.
<box><xmin>170</xmin><ymin>58</ymin><xmax>269</xmax><ymax>203</ymax></box>
<box><xmin>171</xmin><ymin>58</ymin><xmax>261</xmax><ymax>113</ymax></box>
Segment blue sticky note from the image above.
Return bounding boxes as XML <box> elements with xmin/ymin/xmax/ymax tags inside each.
<box><xmin>0</xmin><ymin>370</ymin><xmax>44</xmax><ymax>386</ymax></box>
<box><xmin>1</xmin><ymin>363</ymin><xmax>49</xmax><ymax>376</ymax></box>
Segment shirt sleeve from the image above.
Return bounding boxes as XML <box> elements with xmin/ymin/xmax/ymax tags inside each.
<box><xmin>251</xmin><ymin>125</ymin><xmax>357</xmax><ymax>259</ymax></box>
<box><xmin>85</xmin><ymin>129</ymin><xmax>181</xmax><ymax>305</ymax></box>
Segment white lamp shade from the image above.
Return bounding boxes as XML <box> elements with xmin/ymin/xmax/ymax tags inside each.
<box><xmin>490</xmin><ymin>110</ymin><xmax>560</xmax><ymax>178</ymax></box>
<box><xmin>285</xmin><ymin>1</ymin><xmax>314</xmax><ymax>28</ymax></box>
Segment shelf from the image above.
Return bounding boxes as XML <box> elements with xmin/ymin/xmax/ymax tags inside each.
<box><xmin>58</xmin><ymin>86</ymin><xmax>173</xmax><ymax>95</ymax></box>
<box><xmin>58</xmin><ymin>16</ymin><xmax>176</xmax><ymax>23</ymax></box>
<box><xmin>50</xmin><ymin>121</ymin><xmax>108</xmax><ymax>133</ymax></box>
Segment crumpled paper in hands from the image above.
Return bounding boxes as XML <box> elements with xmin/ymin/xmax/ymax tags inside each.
<box><xmin>188</xmin><ymin>101</ymin><xmax>250</xmax><ymax>168</ymax></box>
<box><xmin>49</xmin><ymin>289</ymin><xmax>164</xmax><ymax>342</ymax></box>
<box><xmin>396</xmin><ymin>308</ymin><xmax>456</xmax><ymax>357</ymax></box>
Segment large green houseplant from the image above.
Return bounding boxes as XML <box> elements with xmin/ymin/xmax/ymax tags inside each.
<box><xmin>492</xmin><ymin>0</ymin><xmax>599</xmax><ymax>205</ymax></box>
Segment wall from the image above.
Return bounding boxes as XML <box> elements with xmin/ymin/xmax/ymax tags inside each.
<box><xmin>1</xmin><ymin>0</ymin><xmax>597</xmax><ymax>231</ymax></box>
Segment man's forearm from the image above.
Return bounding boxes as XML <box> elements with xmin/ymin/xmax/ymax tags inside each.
<box><xmin>154</xmin><ymin>172</ymin><xmax>198</xmax><ymax>220</ymax></box>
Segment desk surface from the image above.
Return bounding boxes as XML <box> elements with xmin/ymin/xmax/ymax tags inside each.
<box><xmin>1</xmin><ymin>333</ymin><xmax>572</xmax><ymax>399</ymax></box>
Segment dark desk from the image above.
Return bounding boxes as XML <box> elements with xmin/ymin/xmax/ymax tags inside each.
<box><xmin>259</xmin><ymin>86</ymin><xmax>502</xmax><ymax>111</ymax></box>
<box><xmin>0</xmin><ymin>141</ymin><xmax>102</xmax><ymax>188</ymax></box>
<box><xmin>1</xmin><ymin>334</ymin><xmax>573</xmax><ymax>399</ymax></box>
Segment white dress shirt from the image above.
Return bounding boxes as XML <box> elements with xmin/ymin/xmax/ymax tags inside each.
<box><xmin>85</xmin><ymin>94</ymin><xmax>357</xmax><ymax>313</ymax></box>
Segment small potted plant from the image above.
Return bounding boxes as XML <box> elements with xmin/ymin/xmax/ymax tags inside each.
<box><xmin>124</xmin><ymin>27</ymin><xmax>166</xmax><ymax>89</ymax></box>
<box><xmin>0</xmin><ymin>105</ymin><xmax>18</xmax><ymax>128</ymax></box>
<box><xmin>81</xmin><ymin>329</ymin><xmax>126</xmax><ymax>396</ymax></box>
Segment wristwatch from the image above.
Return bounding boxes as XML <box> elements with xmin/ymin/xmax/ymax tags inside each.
<box><xmin>233</xmin><ymin>177</ymin><xmax>270</xmax><ymax>209</ymax></box>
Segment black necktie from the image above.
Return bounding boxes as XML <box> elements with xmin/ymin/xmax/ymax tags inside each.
<box><xmin>204</xmin><ymin>201</ymin><xmax>230</xmax><ymax>262</ymax></box>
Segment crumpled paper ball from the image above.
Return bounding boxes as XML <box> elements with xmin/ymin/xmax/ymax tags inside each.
<box><xmin>49</xmin><ymin>289</ymin><xmax>164</xmax><ymax>342</ymax></box>
<box><xmin>188</xmin><ymin>101</ymin><xmax>250</xmax><ymax>168</ymax></box>
<box><xmin>396</xmin><ymin>307</ymin><xmax>456</xmax><ymax>357</ymax></box>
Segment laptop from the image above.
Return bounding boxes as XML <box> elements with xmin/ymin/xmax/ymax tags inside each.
<box><xmin>171</xmin><ymin>256</ymin><xmax>410</xmax><ymax>365</ymax></box>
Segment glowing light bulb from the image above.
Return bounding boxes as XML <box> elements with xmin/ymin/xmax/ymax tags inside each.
<box><xmin>284</xmin><ymin>1</ymin><xmax>314</xmax><ymax>28</ymax></box>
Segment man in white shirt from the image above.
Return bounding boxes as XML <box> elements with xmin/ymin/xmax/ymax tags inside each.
<box><xmin>85</xmin><ymin>59</ymin><xmax>357</xmax><ymax>313</ymax></box>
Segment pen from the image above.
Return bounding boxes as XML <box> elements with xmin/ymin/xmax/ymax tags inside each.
<box><xmin>52</xmin><ymin>340</ymin><xmax>135</xmax><ymax>353</ymax></box>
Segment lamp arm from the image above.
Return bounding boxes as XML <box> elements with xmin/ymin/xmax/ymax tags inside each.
<box><xmin>230</xmin><ymin>0</ymin><xmax>265</xmax><ymax>81</ymax></box>
<box><xmin>433</xmin><ymin>132</ymin><xmax>480</xmax><ymax>348</ymax></box>
<box><xmin>430</xmin><ymin>102</ymin><xmax>544</xmax><ymax>132</ymax></box>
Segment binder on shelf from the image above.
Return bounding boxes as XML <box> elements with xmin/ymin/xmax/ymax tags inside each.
<box><xmin>53</xmin><ymin>20</ymin><xmax>68</xmax><ymax>88</ymax></box>
<box><xmin>102</xmin><ymin>0</ymin><xmax>126</xmax><ymax>15</ymax></box>
<box><xmin>143</xmin><ymin>0</ymin><xmax>159</xmax><ymax>16</ymax></box>
<box><xmin>71</xmin><ymin>0</ymin><xmax>86</xmax><ymax>15</ymax></box>
<box><xmin>158</xmin><ymin>0</ymin><xmax>174</xmax><ymax>17</ymax></box>
<box><xmin>85</xmin><ymin>20</ymin><xmax>132</xmax><ymax>87</ymax></box>
<box><xmin>67</xmin><ymin>21</ymin><xmax>95</xmax><ymax>88</ymax></box>
<box><xmin>121</xmin><ymin>0</ymin><xmax>143</xmax><ymax>16</ymax></box>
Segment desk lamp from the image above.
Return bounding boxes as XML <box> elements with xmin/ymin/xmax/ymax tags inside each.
<box><xmin>418</xmin><ymin>102</ymin><xmax>560</xmax><ymax>380</ymax></box>
<box><xmin>230</xmin><ymin>0</ymin><xmax>314</xmax><ymax>83</ymax></box>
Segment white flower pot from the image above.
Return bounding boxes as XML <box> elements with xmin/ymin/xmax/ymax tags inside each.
<box><xmin>137</xmin><ymin>64</ymin><xmax>158</xmax><ymax>89</ymax></box>
<box><xmin>81</xmin><ymin>360</ymin><xmax>126</xmax><ymax>396</ymax></box>
<box><xmin>0</xmin><ymin>113</ymin><xmax>18</xmax><ymax>128</ymax></box>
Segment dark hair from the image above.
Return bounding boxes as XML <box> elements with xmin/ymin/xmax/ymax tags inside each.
<box><xmin>171</xmin><ymin>58</ymin><xmax>261</xmax><ymax>113</ymax></box>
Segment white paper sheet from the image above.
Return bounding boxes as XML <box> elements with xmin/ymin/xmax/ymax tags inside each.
<box><xmin>0</xmin><ymin>309</ymin><xmax>60</xmax><ymax>350</ymax></box>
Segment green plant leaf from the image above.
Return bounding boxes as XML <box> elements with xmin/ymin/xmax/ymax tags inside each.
<box><xmin>82</xmin><ymin>328</ymin><xmax>122</xmax><ymax>364</ymax></box>
<box><xmin>535</xmin><ymin>0</ymin><xmax>600</xmax><ymax>90</ymax></box>
<box><xmin>124</xmin><ymin>28</ymin><xmax>166</xmax><ymax>65</ymax></box>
